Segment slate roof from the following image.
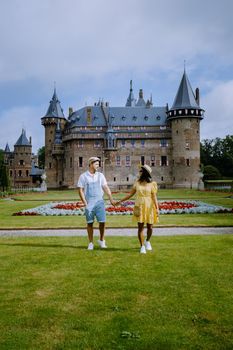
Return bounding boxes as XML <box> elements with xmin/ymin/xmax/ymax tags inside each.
<box><xmin>4</xmin><ymin>143</ymin><xmax>10</xmax><ymax>152</ymax></box>
<box><xmin>171</xmin><ymin>70</ymin><xmax>200</xmax><ymax>110</ymax></box>
<box><xmin>68</xmin><ymin>105</ymin><xmax>167</xmax><ymax>128</ymax></box>
<box><xmin>43</xmin><ymin>89</ymin><xmax>65</xmax><ymax>119</ymax></box>
<box><xmin>30</xmin><ymin>161</ymin><xmax>43</xmax><ymax>176</ymax></box>
<box><xmin>15</xmin><ymin>129</ymin><xmax>31</xmax><ymax>146</ymax></box>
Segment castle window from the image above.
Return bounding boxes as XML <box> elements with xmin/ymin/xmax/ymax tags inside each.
<box><xmin>78</xmin><ymin>140</ymin><xmax>83</xmax><ymax>148</ymax></box>
<box><xmin>114</xmin><ymin>177</ymin><xmax>116</xmax><ymax>182</ymax></box>
<box><xmin>116</xmin><ymin>155</ymin><xmax>121</xmax><ymax>166</ymax></box>
<box><xmin>10</xmin><ymin>170</ymin><xmax>13</xmax><ymax>177</ymax></box>
<box><xmin>156</xmin><ymin>115</ymin><xmax>161</xmax><ymax>120</ymax></box>
<box><xmin>126</xmin><ymin>155</ymin><xmax>131</xmax><ymax>167</ymax></box>
<box><xmin>121</xmin><ymin>139</ymin><xmax>125</xmax><ymax>147</ymax></box>
<box><xmin>161</xmin><ymin>156</ymin><xmax>168</xmax><ymax>166</ymax></box>
<box><xmin>185</xmin><ymin>142</ymin><xmax>190</xmax><ymax>150</ymax></box>
<box><xmin>70</xmin><ymin>157</ymin><xmax>73</xmax><ymax>168</ymax></box>
<box><xmin>19</xmin><ymin>160</ymin><xmax>24</xmax><ymax>166</ymax></box>
<box><xmin>191</xmin><ymin>110</ymin><xmax>194</xmax><ymax>114</ymax></box>
<box><xmin>176</xmin><ymin>130</ymin><xmax>178</xmax><ymax>134</ymax></box>
<box><xmin>141</xmin><ymin>140</ymin><xmax>145</xmax><ymax>147</ymax></box>
<box><xmin>133</xmin><ymin>116</ymin><xmax>137</xmax><ymax>121</ymax></box>
<box><xmin>186</xmin><ymin>159</ymin><xmax>190</xmax><ymax>167</ymax></box>
<box><xmin>50</xmin><ymin>131</ymin><xmax>53</xmax><ymax>134</ymax></box>
<box><xmin>79</xmin><ymin>157</ymin><xmax>83</xmax><ymax>167</ymax></box>
<box><xmin>141</xmin><ymin>156</ymin><xmax>145</xmax><ymax>165</ymax></box>
<box><xmin>18</xmin><ymin>170</ymin><xmax>22</xmax><ymax>177</ymax></box>
<box><xmin>144</xmin><ymin>115</ymin><xmax>148</xmax><ymax>120</ymax></box>
<box><xmin>49</xmin><ymin>162</ymin><xmax>52</xmax><ymax>169</ymax></box>
<box><xmin>94</xmin><ymin>140</ymin><xmax>100</xmax><ymax>148</ymax></box>
<box><xmin>179</xmin><ymin>110</ymin><xmax>182</xmax><ymax>114</ymax></box>
<box><xmin>126</xmin><ymin>177</ymin><xmax>129</xmax><ymax>182</ymax></box>
<box><xmin>161</xmin><ymin>176</ymin><xmax>164</xmax><ymax>181</ymax></box>
<box><xmin>151</xmin><ymin>156</ymin><xmax>155</xmax><ymax>167</ymax></box>
<box><xmin>122</xmin><ymin>116</ymin><xmax>126</xmax><ymax>120</ymax></box>
<box><xmin>26</xmin><ymin>170</ymin><xmax>29</xmax><ymax>177</ymax></box>
<box><xmin>160</xmin><ymin>139</ymin><xmax>168</xmax><ymax>147</ymax></box>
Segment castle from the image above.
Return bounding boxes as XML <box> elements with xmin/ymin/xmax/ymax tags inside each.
<box><xmin>4</xmin><ymin>69</ymin><xmax>205</xmax><ymax>189</ymax></box>
<box><xmin>3</xmin><ymin>129</ymin><xmax>43</xmax><ymax>188</ymax></box>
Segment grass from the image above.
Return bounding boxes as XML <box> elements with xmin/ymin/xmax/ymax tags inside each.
<box><xmin>0</xmin><ymin>189</ymin><xmax>232</xmax><ymax>228</ymax></box>
<box><xmin>0</xmin><ymin>235</ymin><xmax>232</xmax><ymax>349</ymax></box>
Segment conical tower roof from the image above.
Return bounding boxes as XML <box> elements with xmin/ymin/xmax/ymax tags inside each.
<box><xmin>4</xmin><ymin>142</ymin><xmax>10</xmax><ymax>152</ymax></box>
<box><xmin>15</xmin><ymin>129</ymin><xmax>31</xmax><ymax>146</ymax></box>
<box><xmin>43</xmin><ymin>88</ymin><xmax>65</xmax><ymax>118</ymax></box>
<box><xmin>171</xmin><ymin>70</ymin><xmax>200</xmax><ymax>110</ymax></box>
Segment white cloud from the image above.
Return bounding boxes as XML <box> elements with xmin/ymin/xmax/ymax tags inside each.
<box><xmin>201</xmin><ymin>80</ymin><xmax>233</xmax><ymax>139</ymax></box>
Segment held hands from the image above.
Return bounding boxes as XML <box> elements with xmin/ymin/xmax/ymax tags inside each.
<box><xmin>110</xmin><ymin>199</ymin><xmax>121</xmax><ymax>206</ymax></box>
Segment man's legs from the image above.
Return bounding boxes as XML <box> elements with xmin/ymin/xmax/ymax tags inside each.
<box><xmin>87</xmin><ymin>223</ymin><xmax>94</xmax><ymax>242</ymax></box>
<box><xmin>99</xmin><ymin>222</ymin><xmax>105</xmax><ymax>241</ymax></box>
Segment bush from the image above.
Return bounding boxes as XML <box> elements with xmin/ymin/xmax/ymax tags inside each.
<box><xmin>203</xmin><ymin>165</ymin><xmax>221</xmax><ymax>180</ymax></box>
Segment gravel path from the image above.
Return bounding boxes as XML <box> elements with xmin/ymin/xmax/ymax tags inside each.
<box><xmin>0</xmin><ymin>227</ymin><xmax>233</xmax><ymax>237</ymax></box>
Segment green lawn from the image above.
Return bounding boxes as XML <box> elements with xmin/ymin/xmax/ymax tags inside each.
<box><xmin>0</xmin><ymin>235</ymin><xmax>232</xmax><ymax>349</ymax></box>
<box><xmin>0</xmin><ymin>189</ymin><xmax>232</xmax><ymax>228</ymax></box>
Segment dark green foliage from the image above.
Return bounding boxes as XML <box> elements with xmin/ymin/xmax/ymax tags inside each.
<box><xmin>201</xmin><ymin>135</ymin><xmax>233</xmax><ymax>178</ymax></box>
<box><xmin>37</xmin><ymin>146</ymin><xmax>45</xmax><ymax>169</ymax></box>
<box><xmin>0</xmin><ymin>149</ymin><xmax>10</xmax><ymax>191</ymax></box>
<box><xmin>203</xmin><ymin>165</ymin><xmax>221</xmax><ymax>180</ymax></box>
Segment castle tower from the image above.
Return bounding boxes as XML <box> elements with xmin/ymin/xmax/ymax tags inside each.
<box><xmin>41</xmin><ymin>88</ymin><xmax>66</xmax><ymax>188</ymax></box>
<box><xmin>13</xmin><ymin>129</ymin><xmax>32</xmax><ymax>187</ymax></box>
<box><xmin>167</xmin><ymin>69</ymin><xmax>204</xmax><ymax>188</ymax></box>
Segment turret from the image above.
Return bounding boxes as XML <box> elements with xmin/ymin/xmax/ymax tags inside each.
<box><xmin>167</xmin><ymin>69</ymin><xmax>204</xmax><ymax>189</ymax></box>
<box><xmin>41</xmin><ymin>88</ymin><xmax>66</xmax><ymax>188</ymax></box>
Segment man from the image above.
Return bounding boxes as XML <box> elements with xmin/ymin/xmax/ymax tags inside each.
<box><xmin>77</xmin><ymin>157</ymin><xmax>115</xmax><ymax>250</ymax></box>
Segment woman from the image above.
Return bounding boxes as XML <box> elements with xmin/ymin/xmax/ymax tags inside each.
<box><xmin>117</xmin><ymin>165</ymin><xmax>159</xmax><ymax>254</ymax></box>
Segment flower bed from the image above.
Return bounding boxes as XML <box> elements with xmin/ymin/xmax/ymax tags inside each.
<box><xmin>13</xmin><ymin>200</ymin><xmax>233</xmax><ymax>216</ymax></box>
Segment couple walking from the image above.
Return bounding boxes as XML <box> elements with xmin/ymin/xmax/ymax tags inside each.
<box><xmin>77</xmin><ymin>157</ymin><xmax>160</xmax><ymax>254</ymax></box>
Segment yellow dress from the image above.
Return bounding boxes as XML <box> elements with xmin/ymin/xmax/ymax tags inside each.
<box><xmin>133</xmin><ymin>181</ymin><xmax>158</xmax><ymax>224</ymax></box>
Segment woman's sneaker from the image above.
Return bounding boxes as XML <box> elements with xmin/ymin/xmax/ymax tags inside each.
<box><xmin>145</xmin><ymin>240</ymin><xmax>152</xmax><ymax>251</ymax></box>
<box><xmin>140</xmin><ymin>245</ymin><xmax>146</xmax><ymax>254</ymax></box>
<box><xmin>98</xmin><ymin>240</ymin><xmax>107</xmax><ymax>249</ymax></box>
<box><xmin>87</xmin><ymin>242</ymin><xmax>94</xmax><ymax>250</ymax></box>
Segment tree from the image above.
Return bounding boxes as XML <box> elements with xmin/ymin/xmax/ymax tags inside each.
<box><xmin>37</xmin><ymin>146</ymin><xmax>45</xmax><ymax>169</ymax></box>
<box><xmin>0</xmin><ymin>150</ymin><xmax>10</xmax><ymax>191</ymax></box>
<box><xmin>201</xmin><ymin>135</ymin><xmax>233</xmax><ymax>178</ymax></box>
<box><xmin>203</xmin><ymin>165</ymin><xmax>221</xmax><ymax>181</ymax></box>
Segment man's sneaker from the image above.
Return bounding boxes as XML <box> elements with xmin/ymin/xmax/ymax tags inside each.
<box><xmin>140</xmin><ymin>245</ymin><xmax>146</xmax><ymax>254</ymax></box>
<box><xmin>87</xmin><ymin>242</ymin><xmax>94</xmax><ymax>250</ymax></box>
<box><xmin>145</xmin><ymin>240</ymin><xmax>152</xmax><ymax>251</ymax></box>
<box><xmin>97</xmin><ymin>239</ymin><xmax>107</xmax><ymax>249</ymax></box>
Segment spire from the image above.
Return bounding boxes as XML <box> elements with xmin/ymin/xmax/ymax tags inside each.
<box><xmin>43</xmin><ymin>87</ymin><xmax>65</xmax><ymax>118</ymax></box>
<box><xmin>54</xmin><ymin>120</ymin><xmax>62</xmax><ymax>144</ymax></box>
<box><xmin>125</xmin><ymin>80</ymin><xmax>136</xmax><ymax>107</ymax></box>
<box><xmin>15</xmin><ymin>129</ymin><xmax>31</xmax><ymax>146</ymax></box>
<box><xmin>171</xmin><ymin>70</ymin><xmax>200</xmax><ymax>110</ymax></box>
<box><xmin>4</xmin><ymin>142</ymin><xmax>10</xmax><ymax>153</ymax></box>
<box><xmin>136</xmin><ymin>89</ymin><xmax>146</xmax><ymax>107</ymax></box>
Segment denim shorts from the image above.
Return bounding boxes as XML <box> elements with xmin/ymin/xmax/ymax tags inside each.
<box><xmin>85</xmin><ymin>200</ymin><xmax>106</xmax><ymax>223</ymax></box>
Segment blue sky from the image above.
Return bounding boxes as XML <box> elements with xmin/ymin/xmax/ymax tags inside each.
<box><xmin>0</xmin><ymin>0</ymin><xmax>233</xmax><ymax>153</ymax></box>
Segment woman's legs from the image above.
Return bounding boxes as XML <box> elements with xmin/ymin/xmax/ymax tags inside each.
<box><xmin>137</xmin><ymin>222</ymin><xmax>145</xmax><ymax>246</ymax></box>
<box><xmin>146</xmin><ymin>224</ymin><xmax>153</xmax><ymax>241</ymax></box>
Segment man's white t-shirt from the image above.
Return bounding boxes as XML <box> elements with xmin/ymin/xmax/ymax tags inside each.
<box><xmin>77</xmin><ymin>171</ymin><xmax>107</xmax><ymax>197</ymax></box>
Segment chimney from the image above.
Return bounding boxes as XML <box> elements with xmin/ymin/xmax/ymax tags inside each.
<box><xmin>195</xmin><ymin>88</ymin><xmax>200</xmax><ymax>105</ymax></box>
<box><xmin>69</xmin><ymin>107</ymin><xmax>73</xmax><ymax>116</ymax></box>
<box><xmin>29</xmin><ymin>136</ymin><xmax>32</xmax><ymax>145</ymax></box>
<box><xmin>139</xmin><ymin>89</ymin><xmax>143</xmax><ymax>99</ymax></box>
